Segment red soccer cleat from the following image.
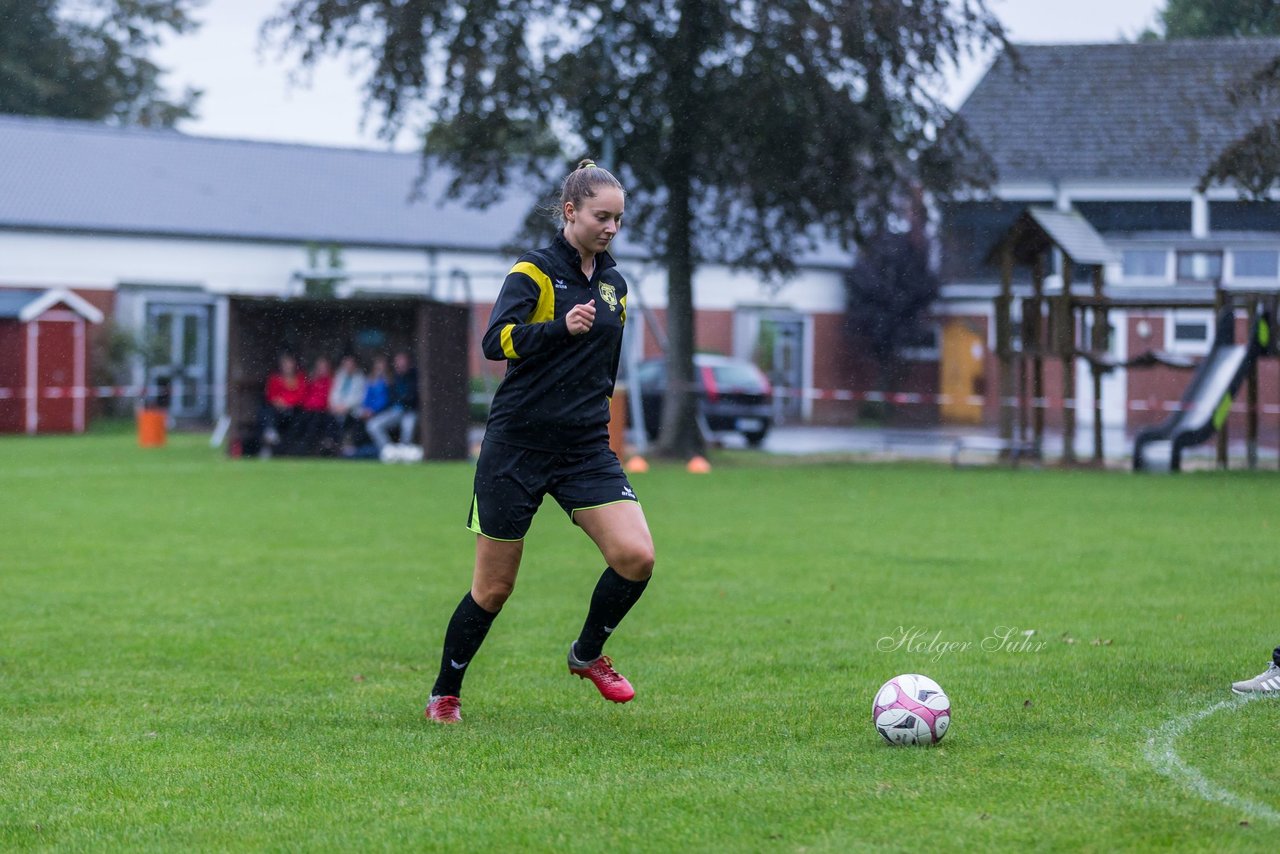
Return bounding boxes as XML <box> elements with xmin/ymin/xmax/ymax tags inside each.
<box><xmin>425</xmin><ymin>694</ymin><xmax>462</xmax><ymax>724</ymax></box>
<box><xmin>568</xmin><ymin>646</ymin><xmax>635</xmax><ymax>704</ymax></box>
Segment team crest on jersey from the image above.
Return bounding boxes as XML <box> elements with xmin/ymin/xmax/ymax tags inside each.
<box><xmin>598</xmin><ymin>283</ymin><xmax>619</xmax><ymax>312</ymax></box>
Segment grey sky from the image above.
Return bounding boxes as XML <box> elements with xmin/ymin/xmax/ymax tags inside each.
<box><xmin>156</xmin><ymin>0</ymin><xmax>1166</xmax><ymax>150</ymax></box>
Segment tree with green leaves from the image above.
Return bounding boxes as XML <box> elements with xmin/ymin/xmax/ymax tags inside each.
<box><xmin>0</xmin><ymin>0</ymin><xmax>200</xmax><ymax>126</ymax></box>
<box><xmin>269</xmin><ymin>0</ymin><xmax>1003</xmax><ymax>457</ymax></box>
<box><xmin>1198</xmin><ymin>56</ymin><xmax>1280</xmax><ymax>199</ymax></box>
<box><xmin>1151</xmin><ymin>0</ymin><xmax>1280</xmax><ymax>39</ymax></box>
<box><xmin>1142</xmin><ymin>0</ymin><xmax>1280</xmax><ymax>198</ymax></box>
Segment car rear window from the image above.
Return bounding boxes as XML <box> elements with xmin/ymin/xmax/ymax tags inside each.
<box><xmin>709</xmin><ymin>363</ymin><xmax>766</xmax><ymax>391</ymax></box>
<box><xmin>635</xmin><ymin>362</ymin><xmax>664</xmax><ymax>386</ymax></box>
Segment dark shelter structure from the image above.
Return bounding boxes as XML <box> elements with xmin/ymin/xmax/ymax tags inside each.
<box><xmin>226</xmin><ymin>296</ymin><xmax>469</xmax><ymax>460</ymax></box>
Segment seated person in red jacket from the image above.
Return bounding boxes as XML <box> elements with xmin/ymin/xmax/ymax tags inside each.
<box><xmin>300</xmin><ymin>355</ymin><xmax>335</xmax><ymax>454</ymax></box>
<box><xmin>260</xmin><ymin>353</ymin><xmax>307</xmax><ymax>455</ymax></box>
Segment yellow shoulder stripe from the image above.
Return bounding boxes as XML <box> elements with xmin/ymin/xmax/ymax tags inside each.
<box><xmin>619</xmin><ymin>294</ymin><xmax>627</xmax><ymax>325</ymax></box>
<box><xmin>510</xmin><ymin>261</ymin><xmax>556</xmax><ymax>324</ymax></box>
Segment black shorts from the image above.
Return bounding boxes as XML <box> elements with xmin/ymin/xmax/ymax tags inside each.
<box><xmin>467</xmin><ymin>439</ymin><xmax>639</xmax><ymax>541</ymax></box>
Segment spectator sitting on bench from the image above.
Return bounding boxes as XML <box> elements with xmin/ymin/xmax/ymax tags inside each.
<box><xmin>327</xmin><ymin>353</ymin><xmax>366</xmax><ymax>450</ymax></box>
<box><xmin>344</xmin><ymin>355</ymin><xmax>389</xmax><ymax>457</ymax></box>
<box><xmin>300</xmin><ymin>355</ymin><xmax>334</xmax><ymax>454</ymax></box>
<box><xmin>260</xmin><ymin>352</ymin><xmax>307</xmax><ymax>456</ymax></box>
<box><xmin>367</xmin><ymin>351</ymin><xmax>419</xmax><ymax>450</ymax></box>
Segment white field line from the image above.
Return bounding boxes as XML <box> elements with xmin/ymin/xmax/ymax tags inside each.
<box><xmin>1143</xmin><ymin>695</ymin><xmax>1280</xmax><ymax>824</ymax></box>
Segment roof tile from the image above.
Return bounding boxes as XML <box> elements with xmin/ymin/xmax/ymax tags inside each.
<box><xmin>958</xmin><ymin>39</ymin><xmax>1280</xmax><ymax>182</ymax></box>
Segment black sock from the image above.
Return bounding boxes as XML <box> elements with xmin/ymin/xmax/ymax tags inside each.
<box><xmin>431</xmin><ymin>592</ymin><xmax>499</xmax><ymax>698</ymax></box>
<box><xmin>1273</xmin><ymin>645</ymin><xmax>1280</xmax><ymax>668</ymax></box>
<box><xmin>574</xmin><ymin>567</ymin><xmax>649</xmax><ymax>662</ymax></box>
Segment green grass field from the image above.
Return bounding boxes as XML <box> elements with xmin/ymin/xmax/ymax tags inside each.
<box><xmin>3</xmin><ymin>431</ymin><xmax>1279</xmax><ymax>851</ymax></box>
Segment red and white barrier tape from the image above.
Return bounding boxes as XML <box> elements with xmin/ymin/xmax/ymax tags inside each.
<box><xmin>768</xmin><ymin>386</ymin><xmax>1280</xmax><ymax>415</ymax></box>
<box><xmin>3</xmin><ymin>383</ymin><xmax>1278</xmax><ymax>416</ymax></box>
<box><xmin>0</xmin><ymin>385</ymin><xmax>178</xmax><ymax>401</ymax></box>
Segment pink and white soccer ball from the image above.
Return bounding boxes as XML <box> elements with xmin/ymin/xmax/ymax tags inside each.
<box><xmin>873</xmin><ymin>674</ymin><xmax>951</xmax><ymax>746</ymax></box>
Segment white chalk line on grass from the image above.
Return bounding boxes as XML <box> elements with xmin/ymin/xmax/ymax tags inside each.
<box><xmin>1143</xmin><ymin>694</ymin><xmax>1280</xmax><ymax>824</ymax></box>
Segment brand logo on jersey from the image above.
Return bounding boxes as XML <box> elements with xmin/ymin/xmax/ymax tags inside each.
<box><xmin>598</xmin><ymin>283</ymin><xmax>619</xmax><ymax>312</ymax></box>
<box><xmin>554</xmin><ymin>278</ymin><xmax>567</xmax><ymax>289</ymax></box>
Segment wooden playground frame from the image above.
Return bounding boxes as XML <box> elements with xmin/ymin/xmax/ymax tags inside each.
<box><xmin>990</xmin><ymin>207</ymin><xmax>1280</xmax><ymax>469</ymax></box>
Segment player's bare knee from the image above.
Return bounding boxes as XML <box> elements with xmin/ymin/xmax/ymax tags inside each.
<box><xmin>614</xmin><ymin>543</ymin><xmax>655</xmax><ymax>581</ymax></box>
<box><xmin>473</xmin><ymin>579</ymin><xmax>514</xmax><ymax>612</ymax></box>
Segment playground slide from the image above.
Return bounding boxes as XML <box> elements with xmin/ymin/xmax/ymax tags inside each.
<box><xmin>1133</xmin><ymin>309</ymin><xmax>1271</xmax><ymax>472</ymax></box>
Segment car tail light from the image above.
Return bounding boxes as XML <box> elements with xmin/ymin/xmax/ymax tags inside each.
<box><xmin>700</xmin><ymin>365</ymin><xmax>719</xmax><ymax>403</ymax></box>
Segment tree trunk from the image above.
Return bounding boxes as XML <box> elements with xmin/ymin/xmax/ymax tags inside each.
<box><xmin>658</xmin><ymin>172</ymin><xmax>703</xmax><ymax>458</ymax></box>
<box><xmin>655</xmin><ymin>0</ymin><xmax>705</xmax><ymax>459</ymax></box>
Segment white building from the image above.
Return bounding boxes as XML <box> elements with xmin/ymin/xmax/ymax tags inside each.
<box><xmin>0</xmin><ymin>114</ymin><xmax>853</xmax><ymax>424</ymax></box>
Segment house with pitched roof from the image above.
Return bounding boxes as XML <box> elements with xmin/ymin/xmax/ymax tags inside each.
<box><xmin>936</xmin><ymin>38</ymin><xmax>1280</xmax><ymax>438</ymax></box>
<box><xmin>0</xmin><ymin>114</ymin><xmax>854</xmax><ymax>428</ymax></box>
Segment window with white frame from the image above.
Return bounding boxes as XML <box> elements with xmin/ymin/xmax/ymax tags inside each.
<box><xmin>1166</xmin><ymin>309</ymin><xmax>1213</xmax><ymax>355</ymax></box>
<box><xmin>1232</xmin><ymin>249</ymin><xmax>1280</xmax><ymax>280</ymax></box>
<box><xmin>1121</xmin><ymin>249</ymin><xmax>1168</xmax><ymax>280</ymax></box>
<box><xmin>1175</xmin><ymin>250</ymin><xmax>1223</xmax><ymax>282</ymax></box>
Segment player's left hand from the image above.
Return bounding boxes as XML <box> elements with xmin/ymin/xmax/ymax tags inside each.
<box><xmin>566</xmin><ymin>299</ymin><xmax>596</xmax><ymax>335</ymax></box>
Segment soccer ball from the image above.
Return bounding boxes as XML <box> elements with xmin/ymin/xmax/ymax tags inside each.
<box><xmin>873</xmin><ymin>674</ymin><xmax>951</xmax><ymax>746</ymax></box>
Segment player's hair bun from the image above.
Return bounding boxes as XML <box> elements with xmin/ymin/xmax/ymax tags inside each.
<box><xmin>554</xmin><ymin>158</ymin><xmax>623</xmax><ymax>225</ymax></box>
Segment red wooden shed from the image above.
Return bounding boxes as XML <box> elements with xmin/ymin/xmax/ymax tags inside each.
<box><xmin>0</xmin><ymin>288</ymin><xmax>104</xmax><ymax>434</ymax></box>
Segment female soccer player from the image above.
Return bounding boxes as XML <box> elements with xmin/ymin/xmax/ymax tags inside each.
<box><xmin>426</xmin><ymin>160</ymin><xmax>655</xmax><ymax>724</ymax></box>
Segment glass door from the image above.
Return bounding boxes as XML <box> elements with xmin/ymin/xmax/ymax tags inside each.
<box><xmin>751</xmin><ymin>314</ymin><xmax>804</xmax><ymax>422</ymax></box>
<box><xmin>147</xmin><ymin>303</ymin><xmax>212</xmax><ymax>419</ymax></box>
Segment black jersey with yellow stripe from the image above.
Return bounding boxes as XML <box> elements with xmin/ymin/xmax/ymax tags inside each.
<box><xmin>481</xmin><ymin>232</ymin><xmax>628</xmax><ymax>451</ymax></box>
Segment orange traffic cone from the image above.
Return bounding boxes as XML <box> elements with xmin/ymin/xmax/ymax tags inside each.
<box><xmin>686</xmin><ymin>455</ymin><xmax>711</xmax><ymax>474</ymax></box>
<box><xmin>625</xmin><ymin>455</ymin><xmax>650</xmax><ymax>473</ymax></box>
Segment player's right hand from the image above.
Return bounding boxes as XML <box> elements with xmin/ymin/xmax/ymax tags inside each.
<box><xmin>566</xmin><ymin>299</ymin><xmax>596</xmax><ymax>335</ymax></box>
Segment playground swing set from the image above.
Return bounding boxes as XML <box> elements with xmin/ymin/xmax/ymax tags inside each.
<box><xmin>989</xmin><ymin>207</ymin><xmax>1279</xmax><ymax>472</ymax></box>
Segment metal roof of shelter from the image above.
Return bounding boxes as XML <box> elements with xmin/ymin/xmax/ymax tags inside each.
<box><xmin>0</xmin><ymin>114</ymin><xmax>856</xmax><ymax>267</ymax></box>
<box><xmin>0</xmin><ymin>114</ymin><xmax>534</xmax><ymax>252</ymax></box>
<box><xmin>987</xmin><ymin>207</ymin><xmax>1117</xmax><ymax>267</ymax></box>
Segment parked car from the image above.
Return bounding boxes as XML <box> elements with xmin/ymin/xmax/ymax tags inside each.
<box><xmin>631</xmin><ymin>354</ymin><xmax>773</xmax><ymax>447</ymax></box>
